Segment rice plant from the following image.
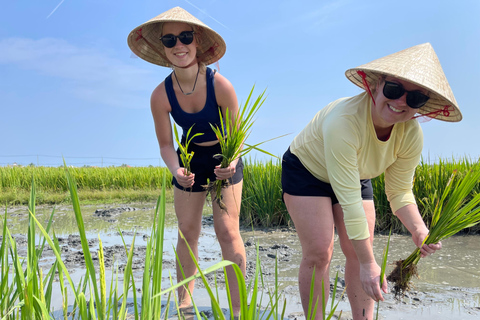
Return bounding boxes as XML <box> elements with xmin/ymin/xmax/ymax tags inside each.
<box><xmin>241</xmin><ymin>159</ymin><xmax>288</xmax><ymax>226</ymax></box>
<box><xmin>173</xmin><ymin>123</ymin><xmax>203</xmax><ymax>176</ymax></box>
<box><xmin>387</xmin><ymin>166</ymin><xmax>480</xmax><ymax>296</ymax></box>
<box><xmin>376</xmin><ymin>231</ymin><xmax>391</xmax><ymax>320</ymax></box>
<box><xmin>207</xmin><ymin>86</ymin><xmax>280</xmax><ymax>211</ymax></box>
<box><xmin>3</xmin><ymin>162</ymin><xmax>326</xmax><ymax>319</ymax></box>
<box><xmin>0</xmin><ymin>166</ymin><xmax>171</xmax><ymax>192</ymax></box>
<box><xmin>305</xmin><ymin>268</ymin><xmax>344</xmax><ymax>320</ymax></box>
<box><xmin>4</xmin><ymin>157</ymin><xmax>480</xmax><ymax>232</ymax></box>
<box><xmin>0</xmin><ymin>166</ymin><xmax>172</xmax><ymax>205</ymax></box>
<box><xmin>160</xmin><ymin>234</ymin><xmax>345</xmax><ymax>320</ymax></box>
<box><xmin>0</xmin><ymin>164</ymin><xmax>172</xmax><ymax>319</ymax></box>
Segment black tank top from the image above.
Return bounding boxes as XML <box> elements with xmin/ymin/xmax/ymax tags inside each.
<box><xmin>166</xmin><ymin>67</ymin><xmax>222</xmax><ymax>143</ymax></box>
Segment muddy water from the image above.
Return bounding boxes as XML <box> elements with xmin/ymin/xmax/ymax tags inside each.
<box><xmin>3</xmin><ymin>202</ymin><xmax>480</xmax><ymax>319</ymax></box>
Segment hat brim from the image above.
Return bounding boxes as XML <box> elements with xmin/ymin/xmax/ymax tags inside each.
<box><xmin>345</xmin><ymin>43</ymin><xmax>462</xmax><ymax>123</ymax></box>
<box><xmin>127</xmin><ymin>7</ymin><xmax>226</xmax><ymax>67</ymax></box>
<box><xmin>346</xmin><ymin>68</ymin><xmax>462</xmax><ymax>122</ymax></box>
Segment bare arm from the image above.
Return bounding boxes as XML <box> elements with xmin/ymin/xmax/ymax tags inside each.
<box><xmin>150</xmin><ymin>83</ymin><xmax>194</xmax><ymax>188</ymax></box>
<box><xmin>395</xmin><ymin>204</ymin><xmax>442</xmax><ymax>257</ymax></box>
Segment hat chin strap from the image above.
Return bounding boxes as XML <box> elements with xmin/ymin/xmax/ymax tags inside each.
<box><xmin>357</xmin><ymin>71</ymin><xmax>376</xmax><ymax>106</ymax></box>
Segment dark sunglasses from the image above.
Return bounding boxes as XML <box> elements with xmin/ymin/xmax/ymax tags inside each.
<box><xmin>160</xmin><ymin>31</ymin><xmax>195</xmax><ymax>48</ymax></box>
<box><xmin>382</xmin><ymin>81</ymin><xmax>429</xmax><ymax>109</ymax></box>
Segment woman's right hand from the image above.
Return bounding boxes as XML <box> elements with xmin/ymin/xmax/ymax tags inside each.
<box><xmin>174</xmin><ymin>167</ymin><xmax>195</xmax><ymax>188</ymax></box>
<box><xmin>359</xmin><ymin>261</ymin><xmax>387</xmax><ymax>302</ymax></box>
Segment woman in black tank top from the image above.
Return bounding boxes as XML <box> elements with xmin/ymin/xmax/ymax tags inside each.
<box><xmin>128</xmin><ymin>7</ymin><xmax>245</xmax><ymax>315</ymax></box>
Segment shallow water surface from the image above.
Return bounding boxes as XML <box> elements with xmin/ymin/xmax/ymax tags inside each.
<box><xmin>3</xmin><ymin>202</ymin><xmax>480</xmax><ymax>319</ymax></box>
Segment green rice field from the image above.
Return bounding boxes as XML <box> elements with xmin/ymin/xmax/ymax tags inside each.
<box><xmin>1</xmin><ymin>157</ymin><xmax>479</xmax><ymax>233</ymax></box>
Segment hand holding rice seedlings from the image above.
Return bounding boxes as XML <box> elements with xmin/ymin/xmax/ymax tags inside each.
<box><xmin>207</xmin><ymin>86</ymin><xmax>280</xmax><ymax>211</ymax></box>
<box><xmin>387</xmin><ymin>168</ymin><xmax>480</xmax><ymax>296</ymax></box>
<box><xmin>173</xmin><ymin>123</ymin><xmax>203</xmax><ymax>176</ymax></box>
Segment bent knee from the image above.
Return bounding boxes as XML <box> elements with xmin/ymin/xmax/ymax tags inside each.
<box><xmin>215</xmin><ymin>228</ymin><xmax>241</xmax><ymax>245</ymax></box>
<box><xmin>302</xmin><ymin>248</ymin><xmax>333</xmax><ymax>267</ymax></box>
<box><xmin>177</xmin><ymin>225</ymin><xmax>201</xmax><ymax>244</ymax></box>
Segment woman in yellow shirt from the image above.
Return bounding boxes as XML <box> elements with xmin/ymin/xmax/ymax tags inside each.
<box><xmin>281</xmin><ymin>43</ymin><xmax>462</xmax><ymax>319</ymax></box>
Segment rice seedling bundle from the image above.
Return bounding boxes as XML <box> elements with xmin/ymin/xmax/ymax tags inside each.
<box><xmin>207</xmin><ymin>86</ymin><xmax>280</xmax><ymax>211</ymax></box>
<box><xmin>387</xmin><ymin>167</ymin><xmax>480</xmax><ymax>296</ymax></box>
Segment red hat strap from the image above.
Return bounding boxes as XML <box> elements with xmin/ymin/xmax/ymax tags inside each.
<box><xmin>357</xmin><ymin>71</ymin><xmax>376</xmax><ymax>106</ymax></box>
<box><xmin>412</xmin><ymin>105</ymin><xmax>452</xmax><ymax>121</ymax></box>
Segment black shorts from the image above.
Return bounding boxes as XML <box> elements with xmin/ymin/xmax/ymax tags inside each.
<box><xmin>172</xmin><ymin>142</ymin><xmax>244</xmax><ymax>192</ymax></box>
<box><xmin>281</xmin><ymin>147</ymin><xmax>373</xmax><ymax>204</ymax></box>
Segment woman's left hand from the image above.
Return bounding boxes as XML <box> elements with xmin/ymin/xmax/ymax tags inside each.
<box><xmin>214</xmin><ymin>162</ymin><xmax>236</xmax><ymax>180</ymax></box>
<box><xmin>413</xmin><ymin>230</ymin><xmax>442</xmax><ymax>258</ymax></box>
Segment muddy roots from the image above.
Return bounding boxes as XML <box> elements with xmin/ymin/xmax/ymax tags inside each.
<box><xmin>386</xmin><ymin>259</ymin><xmax>418</xmax><ymax>297</ymax></box>
<box><xmin>203</xmin><ymin>180</ymin><xmax>229</xmax><ymax>212</ymax></box>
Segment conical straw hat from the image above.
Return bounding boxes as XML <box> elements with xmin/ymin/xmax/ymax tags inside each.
<box><xmin>345</xmin><ymin>43</ymin><xmax>462</xmax><ymax>122</ymax></box>
<box><xmin>127</xmin><ymin>7</ymin><xmax>226</xmax><ymax>67</ymax></box>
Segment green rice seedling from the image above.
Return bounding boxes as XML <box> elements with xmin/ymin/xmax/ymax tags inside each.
<box><xmin>98</xmin><ymin>237</ymin><xmax>107</xmax><ymax>318</ymax></box>
<box><xmin>5</xmin><ymin>167</ymin><xmax>216</xmax><ymax>319</ymax></box>
<box><xmin>61</xmin><ymin>160</ymin><xmax>105</xmax><ymax>319</ymax></box>
<box><xmin>26</xmin><ymin>163</ymin><xmax>139</xmax><ymax>319</ymax></box>
<box><xmin>207</xmin><ymin>86</ymin><xmax>281</xmax><ymax>211</ymax></box>
<box><xmin>388</xmin><ymin>167</ymin><xmax>480</xmax><ymax>296</ymax></box>
<box><xmin>0</xmin><ymin>179</ymin><xmax>60</xmax><ymax>319</ymax></box>
<box><xmin>118</xmin><ymin>234</ymin><xmax>136</xmax><ymax>319</ymax></box>
<box><xmin>262</xmin><ymin>256</ymin><xmax>286</xmax><ymax>320</ymax></box>
<box><xmin>173</xmin><ymin>124</ymin><xmax>204</xmax><ymax>177</ymax></box>
<box><xmin>0</xmin><ymin>210</ymin><xmax>21</xmax><ymax>319</ymax></box>
<box><xmin>162</xmin><ymin>235</ymin><xmax>345</xmax><ymax>320</ymax></box>
<box><xmin>163</xmin><ymin>232</ymin><xmax>234</xmax><ymax>317</ymax></box>
<box><xmin>159</xmin><ymin>236</ymin><xmax>290</xmax><ymax>320</ymax></box>
<box><xmin>3</xmin><ymin>161</ymin><xmax>351</xmax><ymax>319</ymax></box>
<box><xmin>52</xmin><ymin>232</ymin><xmax>68</xmax><ymax>320</ymax></box>
<box><xmin>328</xmin><ymin>273</ymin><xmax>344</xmax><ymax>320</ymax></box>
<box><xmin>371</xmin><ymin>157</ymin><xmax>480</xmax><ymax>234</ymax></box>
<box><xmin>306</xmin><ymin>268</ymin><xmax>344</xmax><ymax>320</ymax></box>
<box><xmin>376</xmin><ymin>230</ymin><xmax>391</xmax><ymax>320</ymax></box>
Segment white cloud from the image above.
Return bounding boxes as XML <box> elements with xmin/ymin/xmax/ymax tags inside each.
<box><xmin>0</xmin><ymin>37</ymin><xmax>156</xmax><ymax>109</ymax></box>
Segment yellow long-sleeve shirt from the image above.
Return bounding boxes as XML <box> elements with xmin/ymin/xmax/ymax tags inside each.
<box><xmin>290</xmin><ymin>92</ymin><xmax>423</xmax><ymax>240</ymax></box>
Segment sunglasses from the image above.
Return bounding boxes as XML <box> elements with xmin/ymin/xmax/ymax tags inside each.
<box><xmin>160</xmin><ymin>31</ymin><xmax>195</xmax><ymax>48</ymax></box>
<box><xmin>382</xmin><ymin>81</ymin><xmax>429</xmax><ymax>109</ymax></box>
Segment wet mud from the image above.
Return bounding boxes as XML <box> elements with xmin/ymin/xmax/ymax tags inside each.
<box><xmin>2</xmin><ymin>203</ymin><xmax>480</xmax><ymax>319</ymax></box>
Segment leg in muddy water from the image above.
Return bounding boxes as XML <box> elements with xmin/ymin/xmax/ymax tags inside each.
<box><xmin>333</xmin><ymin>200</ymin><xmax>376</xmax><ymax>320</ymax></box>
<box><xmin>174</xmin><ymin>187</ymin><xmax>207</xmax><ymax>308</ymax></box>
<box><xmin>213</xmin><ymin>180</ymin><xmax>246</xmax><ymax>316</ymax></box>
<box><xmin>284</xmin><ymin>194</ymin><xmax>335</xmax><ymax>320</ymax></box>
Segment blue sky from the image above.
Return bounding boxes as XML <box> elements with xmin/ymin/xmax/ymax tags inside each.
<box><xmin>1</xmin><ymin>0</ymin><xmax>479</xmax><ymax>167</ymax></box>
